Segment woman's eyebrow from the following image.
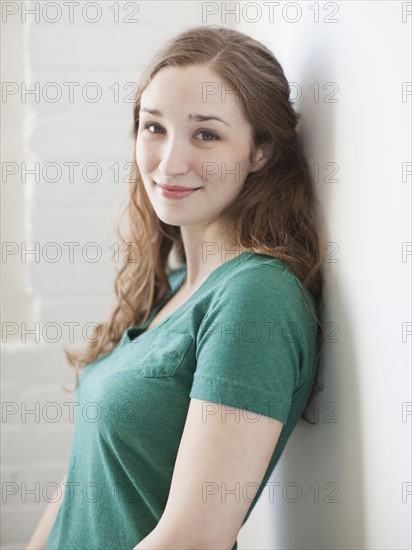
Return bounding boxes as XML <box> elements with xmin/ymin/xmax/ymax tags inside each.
<box><xmin>140</xmin><ymin>107</ymin><xmax>231</xmax><ymax>127</ymax></box>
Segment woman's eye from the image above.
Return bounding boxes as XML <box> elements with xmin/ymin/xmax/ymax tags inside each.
<box><xmin>143</xmin><ymin>123</ymin><xmax>163</xmax><ymax>134</ymax></box>
<box><xmin>142</xmin><ymin>123</ymin><xmax>220</xmax><ymax>142</ymax></box>
<box><xmin>196</xmin><ymin>130</ymin><xmax>220</xmax><ymax>142</ymax></box>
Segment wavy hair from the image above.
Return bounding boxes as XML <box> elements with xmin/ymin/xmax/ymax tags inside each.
<box><xmin>63</xmin><ymin>25</ymin><xmax>326</xmax><ymax>424</ymax></box>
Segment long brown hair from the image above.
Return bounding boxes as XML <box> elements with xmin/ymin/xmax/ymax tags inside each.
<box><xmin>63</xmin><ymin>25</ymin><xmax>326</xmax><ymax>424</ymax></box>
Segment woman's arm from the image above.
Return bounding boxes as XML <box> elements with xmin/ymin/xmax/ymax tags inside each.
<box><xmin>132</xmin><ymin>398</ymin><xmax>283</xmax><ymax>550</ymax></box>
<box><xmin>25</xmin><ymin>471</ymin><xmax>67</xmax><ymax>550</ymax></box>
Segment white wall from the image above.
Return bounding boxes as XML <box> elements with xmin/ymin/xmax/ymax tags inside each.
<box><xmin>234</xmin><ymin>1</ymin><xmax>411</xmax><ymax>549</ymax></box>
<box><xmin>1</xmin><ymin>1</ymin><xmax>411</xmax><ymax>549</ymax></box>
<box><xmin>1</xmin><ymin>1</ymin><xmax>30</xmax><ymax>335</ymax></box>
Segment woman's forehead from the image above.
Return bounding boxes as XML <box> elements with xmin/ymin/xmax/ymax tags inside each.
<box><xmin>141</xmin><ymin>66</ymin><xmax>247</xmax><ymax>125</ymax></box>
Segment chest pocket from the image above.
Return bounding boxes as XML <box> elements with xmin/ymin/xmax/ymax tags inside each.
<box><xmin>136</xmin><ymin>329</ymin><xmax>193</xmax><ymax>377</ymax></box>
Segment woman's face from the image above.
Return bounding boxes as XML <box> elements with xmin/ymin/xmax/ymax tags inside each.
<box><xmin>135</xmin><ymin>64</ymin><xmax>259</xmax><ymax>231</ymax></box>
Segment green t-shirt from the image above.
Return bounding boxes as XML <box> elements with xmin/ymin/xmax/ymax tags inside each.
<box><xmin>46</xmin><ymin>251</ymin><xmax>318</xmax><ymax>550</ymax></box>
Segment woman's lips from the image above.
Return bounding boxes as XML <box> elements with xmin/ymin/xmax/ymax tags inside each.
<box><xmin>155</xmin><ymin>183</ymin><xmax>201</xmax><ymax>200</ymax></box>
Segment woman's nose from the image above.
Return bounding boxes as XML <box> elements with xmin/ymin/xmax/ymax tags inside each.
<box><xmin>158</xmin><ymin>136</ymin><xmax>190</xmax><ymax>177</ymax></box>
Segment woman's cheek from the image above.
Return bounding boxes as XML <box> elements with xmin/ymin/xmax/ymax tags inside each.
<box><xmin>196</xmin><ymin>156</ymin><xmax>221</xmax><ymax>186</ymax></box>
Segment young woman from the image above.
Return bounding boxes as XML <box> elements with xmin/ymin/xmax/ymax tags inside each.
<box><xmin>28</xmin><ymin>25</ymin><xmax>325</xmax><ymax>550</ymax></box>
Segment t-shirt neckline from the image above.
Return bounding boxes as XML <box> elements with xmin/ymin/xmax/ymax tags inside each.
<box><xmin>124</xmin><ymin>251</ymin><xmax>254</xmax><ymax>341</ymax></box>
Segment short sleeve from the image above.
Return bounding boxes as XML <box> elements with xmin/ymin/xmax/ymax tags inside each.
<box><xmin>189</xmin><ymin>263</ymin><xmax>317</xmax><ymax>425</ymax></box>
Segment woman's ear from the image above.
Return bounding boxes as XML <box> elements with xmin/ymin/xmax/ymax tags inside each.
<box><xmin>249</xmin><ymin>141</ymin><xmax>274</xmax><ymax>173</ymax></box>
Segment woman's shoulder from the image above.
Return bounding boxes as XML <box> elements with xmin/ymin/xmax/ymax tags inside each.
<box><xmin>219</xmin><ymin>252</ymin><xmax>303</xmax><ymax>291</ymax></box>
<box><xmin>213</xmin><ymin>252</ymin><xmax>317</xmax><ymax>318</ymax></box>
<box><xmin>166</xmin><ymin>252</ymin><xmax>316</xmax><ymax>317</ymax></box>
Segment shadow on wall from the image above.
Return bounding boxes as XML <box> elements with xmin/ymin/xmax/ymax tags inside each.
<box><xmin>275</xmin><ymin>54</ymin><xmax>367</xmax><ymax>549</ymax></box>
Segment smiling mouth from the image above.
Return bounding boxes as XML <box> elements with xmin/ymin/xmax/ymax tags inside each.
<box><xmin>155</xmin><ymin>182</ymin><xmax>201</xmax><ymax>191</ymax></box>
<box><xmin>154</xmin><ymin>182</ymin><xmax>201</xmax><ymax>199</ymax></box>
